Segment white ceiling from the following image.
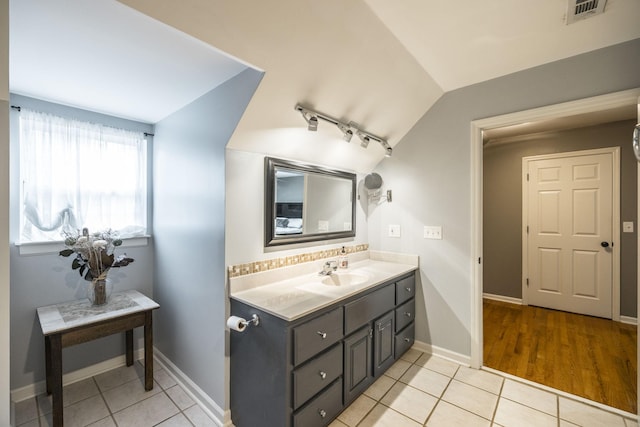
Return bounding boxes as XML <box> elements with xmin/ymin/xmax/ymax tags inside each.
<box><xmin>9</xmin><ymin>0</ymin><xmax>640</xmax><ymax>171</ymax></box>
<box><xmin>9</xmin><ymin>0</ymin><xmax>248</xmax><ymax>123</ymax></box>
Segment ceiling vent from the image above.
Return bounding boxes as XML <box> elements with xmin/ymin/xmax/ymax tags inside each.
<box><xmin>566</xmin><ymin>0</ymin><xmax>607</xmax><ymax>24</ymax></box>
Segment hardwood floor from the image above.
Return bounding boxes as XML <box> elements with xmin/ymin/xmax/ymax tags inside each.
<box><xmin>483</xmin><ymin>298</ymin><xmax>637</xmax><ymax>414</ymax></box>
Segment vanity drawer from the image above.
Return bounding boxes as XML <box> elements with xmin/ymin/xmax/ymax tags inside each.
<box><xmin>293</xmin><ymin>378</ymin><xmax>343</xmax><ymax>427</ymax></box>
<box><xmin>395</xmin><ymin>275</ymin><xmax>415</xmax><ymax>305</ymax></box>
<box><xmin>344</xmin><ymin>284</ymin><xmax>394</xmax><ymax>335</ymax></box>
<box><xmin>293</xmin><ymin>343</ymin><xmax>343</xmax><ymax>410</ymax></box>
<box><xmin>395</xmin><ymin>298</ymin><xmax>415</xmax><ymax>332</ymax></box>
<box><xmin>395</xmin><ymin>322</ymin><xmax>415</xmax><ymax>359</ymax></box>
<box><xmin>294</xmin><ymin>308</ymin><xmax>344</xmax><ymax>366</ymax></box>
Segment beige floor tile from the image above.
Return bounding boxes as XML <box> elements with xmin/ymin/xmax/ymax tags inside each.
<box><xmin>494</xmin><ymin>397</ymin><xmax>557</xmax><ymax>427</ymax></box>
<box><xmin>399</xmin><ymin>364</ymin><xmax>451</xmax><ymax>398</ymax></box>
<box><xmin>154</xmin><ymin>368</ymin><xmax>178</xmax><ymax>390</ymax></box>
<box><xmin>94</xmin><ymin>364</ymin><xmax>144</xmax><ymax>392</ymax></box>
<box><xmin>329</xmin><ymin>419</ymin><xmax>349</xmax><ymax>427</ymax></box>
<box><xmin>87</xmin><ymin>416</ymin><xmax>117</xmax><ymax>426</ymax></box>
<box><xmin>426</xmin><ymin>400</ymin><xmax>491</xmax><ymax>427</ymax></box>
<box><xmin>14</xmin><ymin>397</ymin><xmax>38</xmax><ymax>426</ymax></box>
<box><xmin>399</xmin><ymin>347</ymin><xmax>423</xmax><ymax>363</ymax></box>
<box><xmin>63</xmin><ymin>378</ymin><xmax>101</xmax><ymax>407</ymax></box>
<box><xmin>338</xmin><ymin>394</ymin><xmax>376</xmax><ymax>426</ymax></box>
<box><xmin>165</xmin><ymin>385</ymin><xmax>196</xmax><ymax>410</ymax></box>
<box><xmin>454</xmin><ymin>366</ymin><xmax>503</xmax><ymax>394</ymax></box>
<box><xmin>112</xmin><ymin>392</ymin><xmax>179</xmax><ymax>427</ymax></box>
<box><xmin>442</xmin><ymin>380</ymin><xmax>498</xmax><ymax>420</ymax></box>
<box><xmin>156</xmin><ymin>413</ymin><xmax>195</xmax><ymax>426</ymax></box>
<box><xmin>559</xmin><ymin>397</ymin><xmax>627</xmax><ymax>427</ymax></box>
<box><xmin>363</xmin><ymin>375</ymin><xmax>396</xmax><ymax>401</ymax></box>
<box><xmin>383</xmin><ymin>359</ymin><xmax>412</xmax><ymax>380</ymax></box>
<box><xmin>380</xmin><ymin>382</ymin><xmax>438</xmax><ymax>424</ymax></box>
<box><xmin>102</xmin><ymin>378</ymin><xmax>161</xmax><ymax>412</ymax></box>
<box><xmin>183</xmin><ymin>404</ymin><xmax>217</xmax><ymax>427</ymax></box>
<box><xmin>359</xmin><ymin>403</ymin><xmax>422</xmax><ymax>427</ymax></box>
<box><xmin>62</xmin><ymin>394</ymin><xmax>111</xmax><ymax>427</ymax></box>
<box><xmin>625</xmin><ymin>419</ymin><xmax>640</xmax><ymax>427</ymax></box>
<box><xmin>500</xmin><ymin>379</ymin><xmax>557</xmax><ymax>416</ymax></box>
<box><xmin>415</xmin><ymin>353</ymin><xmax>460</xmax><ymax>377</ymax></box>
<box><xmin>560</xmin><ymin>420</ymin><xmax>581</xmax><ymax>426</ymax></box>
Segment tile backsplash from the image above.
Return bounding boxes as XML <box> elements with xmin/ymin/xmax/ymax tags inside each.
<box><xmin>227</xmin><ymin>244</ymin><xmax>369</xmax><ymax>278</ymax></box>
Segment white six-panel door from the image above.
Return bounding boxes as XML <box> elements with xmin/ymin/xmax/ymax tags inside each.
<box><xmin>524</xmin><ymin>149</ymin><xmax>618</xmax><ymax>319</ymax></box>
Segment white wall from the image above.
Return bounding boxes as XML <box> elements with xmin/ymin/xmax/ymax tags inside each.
<box><xmin>370</xmin><ymin>39</ymin><xmax>640</xmax><ymax>358</ymax></box>
<box><xmin>0</xmin><ymin>0</ymin><xmax>10</xmax><ymax>422</ymax></box>
<box><xmin>225</xmin><ymin>149</ymin><xmax>369</xmax><ymax>267</ymax></box>
<box><xmin>153</xmin><ymin>68</ymin><xmax>262</xmax><ymax>420</ymax></box>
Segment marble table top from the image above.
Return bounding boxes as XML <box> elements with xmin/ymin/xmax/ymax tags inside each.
<box><xmin>37</xmin><ymin>290</ymin><xmax>159</xmax><ymax>335</ymax></box>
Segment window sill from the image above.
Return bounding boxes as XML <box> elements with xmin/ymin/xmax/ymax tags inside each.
<box><xmin>15</xmin><ymin>236</ymin><xmax>151</xmax><ymax>256</ymax></box>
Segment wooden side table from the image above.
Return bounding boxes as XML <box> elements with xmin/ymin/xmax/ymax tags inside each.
<box><xmin>37</xmin><ymin>290</ymin><xmax>159</xmax><ymax>427</ymax></box>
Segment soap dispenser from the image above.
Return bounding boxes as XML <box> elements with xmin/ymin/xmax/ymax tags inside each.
<box><xmin>338</xmin><ymin>246</ymin><xmax>349</xmax><ymax>269</ymax></box>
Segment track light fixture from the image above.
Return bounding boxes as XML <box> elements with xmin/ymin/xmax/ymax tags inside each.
<box><xmin>295</xmin><ymin>104</ymin><xmax>392</xmax><ymax>156</ymax></box>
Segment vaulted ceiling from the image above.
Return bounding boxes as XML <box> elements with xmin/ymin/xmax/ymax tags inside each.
<box><xmin>10</xmin><ymin>0</ymin><xmax>640</xmax><ymax>172</ymax></box>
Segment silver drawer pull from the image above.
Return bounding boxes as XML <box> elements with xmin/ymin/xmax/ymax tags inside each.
<box><xmin>404</xmin><ymin>337</ymin><xmax>411</xmax><ymax>342</ymax></box>
<box><xmin>319</xmin><ymin>409</ymin><xmax>327</xmax><ymax>418</ymax></box>
<box><xmin>405</xmin><ymin>287</ymin><xmax>412</xmax><ymax>292</ymax></box>
<box><xmin>404</xmin><ymin>312</ymin><xmax>412</xmax><ymax>317</ymax></box>
<box><xmin>317</xmin><ymin>331</ymin><xmax>327</xmax><ymax>339</ymax></box>
<box><xmin>319</xmin><ymin>371</ymin><xmax>327</xmax><ymax>379</ymax></box>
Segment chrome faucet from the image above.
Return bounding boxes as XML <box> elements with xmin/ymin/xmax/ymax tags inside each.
<box><xmin>319</xmin><ymin>260</ymin><xmax>337</xmax><ymax>276</ymax></box>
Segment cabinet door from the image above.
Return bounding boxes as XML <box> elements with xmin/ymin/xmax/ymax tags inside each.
<box><xmin>343</xmin><ymin>326</ymin><xmax>372</xmax><ymax>404</ymax></box>
<box><xmin>373</xmin><ymin>311</ymin><xmax>395</xmax><ymax>377</ymax></box>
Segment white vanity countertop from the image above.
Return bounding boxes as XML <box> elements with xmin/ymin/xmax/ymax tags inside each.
<box><xmin>229</xmin><ymin>251</ymin><xmax>418</xmax><ymax>321</ymax></box>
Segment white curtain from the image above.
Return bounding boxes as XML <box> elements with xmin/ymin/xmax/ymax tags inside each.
<box><xmin>19</xmin><ymin>109</ymin><xmax>148</xmax><ymax>242</ymax></box>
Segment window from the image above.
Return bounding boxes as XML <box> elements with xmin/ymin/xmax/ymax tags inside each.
<box><xmin>19</xmin><ymin>109</ymin><xmax>148</xmax><ymax>243</ymax></box>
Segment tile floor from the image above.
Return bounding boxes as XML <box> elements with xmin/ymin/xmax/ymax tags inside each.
<box><xmin>12</xmin><ymin>348</ymin><xmax>640</xmax><ymax>427</ymax></box>
<box><xmin>13</xmin><ymin>361</ymin><xmax>216</xmax><ymax>427</ymax></box>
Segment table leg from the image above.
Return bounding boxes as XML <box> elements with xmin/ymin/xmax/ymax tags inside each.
<box><xmin>44</xmin><ymin>335</ymin><xmax>52</xmax><ymax>395</ymax></box>
<box><xmin>144</xmin><ymin>311</ymin><xmax>153</xmax><ymax>391</ymax></box>
<box><xmin>50</xmin><ymin>334</ymin><xmax>63</xmax><ymax>427</ymax></box>
<box><xmin>126</xmin><ymin>329</ymin><xmax>134</xmax><ymax>366</ymax></box>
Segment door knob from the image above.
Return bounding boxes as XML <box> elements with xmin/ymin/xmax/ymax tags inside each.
<box><xmin>600</xmin><ymin>241</ymin><xmax>609</xmax><ymax>248</ymax></box>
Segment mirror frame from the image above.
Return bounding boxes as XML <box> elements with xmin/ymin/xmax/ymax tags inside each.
<box><xmin>265</xmin><ymin>157</ymin><xmax>357</xmax><ymax>247</ymax></box>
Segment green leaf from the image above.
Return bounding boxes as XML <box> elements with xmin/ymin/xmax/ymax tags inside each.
<box><xmin>59</xmin><ymin>249</ymin><xmax>74</xmax><ymax>257</ymax></box>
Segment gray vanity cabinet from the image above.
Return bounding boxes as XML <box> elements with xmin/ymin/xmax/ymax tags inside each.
<box><xmin>230</xmin><ymin>271</ymin><xmax>416</xmax><ymax>427</ymax></box>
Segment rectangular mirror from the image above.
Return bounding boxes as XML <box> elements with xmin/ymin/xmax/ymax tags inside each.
<box><xmin>265</xmin><ymin>157</ymin><xmax>356</xmax><ymax>247</ymax></box>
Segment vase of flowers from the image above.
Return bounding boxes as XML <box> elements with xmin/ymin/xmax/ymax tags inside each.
<box><xmin>59</xmin><ymin>228</ymin><xmax>134</xmax><ymax>305</ymax></box>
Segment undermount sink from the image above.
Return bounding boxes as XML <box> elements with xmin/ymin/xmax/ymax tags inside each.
<box><xmin>321</xmin><ymin>272</ymin><xmax>369</xmax><ymax>287</ymax></box>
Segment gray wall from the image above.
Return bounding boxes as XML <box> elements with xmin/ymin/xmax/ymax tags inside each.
<box><xmin>9</xmin><ymin>97</ymin><xmax>155</xmax><ymax>390</ymax></box>
<box><xmin>0</xmin><ymin>0</ymin><xmax>9</xmax><ymax>417</ymax></box>
<box><xmin>484</xmin><ymin>120</ymin><xmax>638</xmax><ymax>317</ymax></box>
<box><xmin>152</xmin><ymin>68</ymin><xmax>262</xmax><ymax>413</ymax></box>
<box><xmin>370</xmin><ymin>39</ymin><xmax>640</xmax><ymax>357</ymax></box>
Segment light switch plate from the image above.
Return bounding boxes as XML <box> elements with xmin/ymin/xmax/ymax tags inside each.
<box><xmin>318</xmin><ymin>220</ymin><xmax>329</xmax><ymax>232</ymax></box>
<box><xmin>623</xmin><ymin>221</ymin><xmax>634</xmax><ymax>233</ymax></box>
<box><xmin>424</xmin><ymin>226</ymin><xmax>442</xmax><ymax>239</ymax></box>
<box><xmin>388</xmin><ymin>224</ymin><xmax>401</xmax><ymax>237</ymax></box>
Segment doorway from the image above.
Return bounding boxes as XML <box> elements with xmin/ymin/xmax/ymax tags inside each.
<box><xmin>470</xmin><ymin>88</ymin><xmax>640</xmax><ymax>414</ymax></box>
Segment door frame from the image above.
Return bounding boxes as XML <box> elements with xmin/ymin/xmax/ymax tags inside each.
<box><xmin>470</xmin><ymin>87</ymin><xmax>640</xmax><ymax>373</ymax></box>
<box><xmin>521</xmin><ymin>147</ymin><xmax>620</xmax><ymax>319</ymax></box>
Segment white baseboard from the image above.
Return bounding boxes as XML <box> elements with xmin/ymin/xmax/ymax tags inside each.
<box><xmin>483</xmin><ymin>293</ymin><xmax>523</xmax><ymax>305</ymax></box>
<box><xmin>412</xmin><ymin>340</ymin><xmax>471</xmax><ymax>366</ymax></box>
<box><xmin>153</xmin><ymin>350</ymin><xmax>229</xmax><ymax>427</ymax></box>
<box><xmin>620</xmin><ymin>315</ymin><xmax>638</xmax><ymax>325</ymax></box>
<box><xmin>10</xmin><ymin>348</ymin><xmax>144</xmax><ymax>403</ymax></box>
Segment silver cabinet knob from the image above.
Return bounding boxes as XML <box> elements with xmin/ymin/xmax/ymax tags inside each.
<box><xmin>405</xmin><ymin>312</ymin><xmax>412</xmax><ymax>317</ymax></box>
<box><xmin>405</xmin><ymin>287</ymin><xmax>412</xmax><ymax>292</ymax></box>
<box><xmin>319</xmin><ymin>409</ymin><xmax>327</xmax><ymax>418</ymax></box>
<box><xmin>317</xmin><ymin>331</ymin><xmax>327</xmax><ymax>339</ymax></box>
<box><xmin>404</xmin><ymin>337</ymin><xmax>411</xmax><ymax>342</ymax></box>
<box><xmin>319</xmin><ymin>371</ymin><xmax>327</xmax><ymax>379</ymax></box>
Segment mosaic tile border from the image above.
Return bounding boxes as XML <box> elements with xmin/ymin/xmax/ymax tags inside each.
<box><xmin>227</xmin><ymin>244</ymin><xmax>369</xmax><ymax>278</ymax></box>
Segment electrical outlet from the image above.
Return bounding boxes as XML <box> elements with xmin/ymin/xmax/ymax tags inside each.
<box><xmin>388</xmin><ymin>224</ymin><xmax>401</xmax><ymax>237</ymax></box>
<box><xmin>424</xmin><ymin>226</ymin><xmax>442</xmax><ymax>240</ymax></box>
<box><xmin>623</xmin><ymin>221</ymin><xmax>634</xmax><ymax>233</ymax></box>
<box><xmin>318</xmin><ymin>220</ymin><xmax>329</xmax><ymax>232</ymax></box>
